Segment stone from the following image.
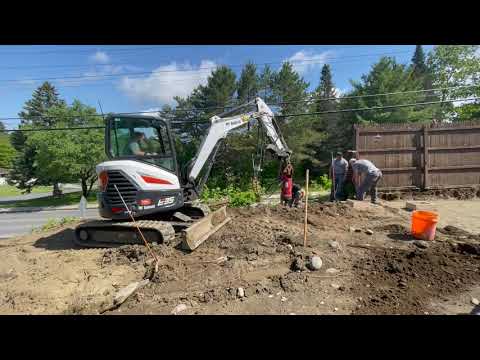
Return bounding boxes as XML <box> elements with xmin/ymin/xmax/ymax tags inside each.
<box><xmin>331</xmin><ymin>283</ymin><xmax>340</xmax><ymax>289</ymax></box>
<box><xmin>471</xmin><ymin>297</ymin><xmax>480</xmax><ymax>306</ymax></box>
<box><xmin>413</xmin><ymin>240</ymin><xmax>429</xmax><ymax>249</ymax></box>
<box><xmin>171</xmin><ymin>303</ymin><xmax>188</xmax><ymax>315</ymax></box>
<box><xmin>334</xmin><ymin>307</ymin><xmax>339</xmax><ymax>312</ymax></box>
<box><xmin>281</xmin><ymin>296</ymin><xmax>287</xmax><ymax>302</ymax></box>
<box><xmin>268</xmin><ymin>294</ymin><xmax>274</xmax><ymax>298</ymax></box>
<box><xmin>365</xmin><ymin>229</ymin><xmax>374</xmax><ymax>235</ymax></box>
<box><xmin>291</xmin><ymin>258</ymin><xmax>306</xmax><ymax>272</ymax></box>
<box><xmin>320</xmin><ymin>301</ymin><xmax>325</xmax><ymax>305</ymax></box>
<box><xmin>237</xmin><ymin>287</ymin><xmax>245</xmax><ymax>298</ymax></box>
<box><xmin>308</xmin><ymin>256</ymin><xmax>323</xmax><ymax>271</ymax></box>
<box><xmin>113</xmin><ymin>279</ymin><xmax>149</xmax><ymax>306</ymax></box>
<box><xmin>349</xmin><ymin>227</ymin><xmax>357</xmax><ymax>233</ymax></box>
<box><xmin>326</xmin><ymin>268</ymin><xmax>339</xmax><ymax>274</ymax></box>
<box><xmin>328</xmin><ymin>241</ymin><xmax>340</xmax><ymax>249</ymax></box>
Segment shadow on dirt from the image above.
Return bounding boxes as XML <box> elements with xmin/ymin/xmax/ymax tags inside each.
<box><xmin>33</xmin><ymin>228</ymin><xmax>81</xmax><ymax>251</ymax></box>
<box><xmin>386</xmin><ymin>233</ymin><xmax>416</xmax><ymax>242</ymax></box>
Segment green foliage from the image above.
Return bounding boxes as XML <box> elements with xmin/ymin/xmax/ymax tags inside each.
<box><xmin>0</xmin><ymin>191</ymin><xmax>97</xmax><ymax>209</ymax></box>
<box><xmin>0</xmin><ymin>134</ymin><xmax>16</xmax><ymax>169</ymax></box>
<box><xmin>9</xmin><ymin>81</ymin><xmax>66</xmax><ymax>193</ymax></box>
<box><xmin>237</xmin><ymin>62</ymin><xmax>259</xmax><ymax>103</ymax></box>
<box><xmin>0</xmin><ymin>184</ymin><xmax>52</xmax><ymax>196</ymax></box>
<box><xmin>26</xmin><ymin>100</ymin><xmax>105</xmax><ymax>197</ymax></box>
<box><xmin>273</xmin><ymin>62</ymin><xmax>309</xmax><ymax>117</ymax></box>
<box><xmin>201</xmin><ymin>185</ymin><xmax>258</xmax><ymax>207</ymax></box>
<box><xmin>427</xmin><ymin>45</ymin><xmax>480</xmax><ymax>119</ymax></box>
<box><xmin>38</xmin><ymin>217</ymin><xmax>79</xmax><ymax>232</ymax></box>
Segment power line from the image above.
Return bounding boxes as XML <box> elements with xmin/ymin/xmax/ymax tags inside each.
<box><xmin>275</xmin><ymin>84</ymin><xmax>480</xmax><ymax>105</ymax></box>
<box><xmin>276</xmin><ymin>97</ymin><xmax>480</xmax><ymax>118</ymax></box>
<box><xmin>0</xmin><ymin>50</ymin><xmax>413</xmax><ymax>84</ymax></box>
<box><xmin>0</xmin><ymin>45</ymin><xmax>389</xmax><ymax>70</ymax></box>
<box><xmin>0</xmin><ymin>46</ymin><xmax>184</xmax><ymax>56</ymax></box>
<box><xmin>1</xmin><ymin>83</ymin><xmax>477</xmax><ymax>122</ymax></box>
<box><xmin>2</xmin><ymin>96</ymin><xmax>479</xmax><ymax>132</ymax></box>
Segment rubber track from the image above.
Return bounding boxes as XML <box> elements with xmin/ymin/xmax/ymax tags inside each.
<box><xmin>74</xmin><ymin>220</ymin><xmax>176</xmax><ymax>248</ymax></box>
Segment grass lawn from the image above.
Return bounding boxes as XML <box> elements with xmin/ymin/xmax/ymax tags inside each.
<box><xmin>0</xmin><ymin>191</ymin><xmax>97</xmax><ymax>208</ymax></box>
<box><xmin>0</xmin><ymin>185</ymin><xmax>53</xmax><ymax>197</ymax></box>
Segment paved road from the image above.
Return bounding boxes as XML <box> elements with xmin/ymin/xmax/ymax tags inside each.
<box><xmin>0</xmin><ymin>208</ymin><xmax>100</xmax><ymax>239</ymax></box>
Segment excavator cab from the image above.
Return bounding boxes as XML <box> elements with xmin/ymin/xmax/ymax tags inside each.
<box><xmin>106</xmin><ymin>115</ymin><xmax>179</xmax><ymax>177</ymax></box>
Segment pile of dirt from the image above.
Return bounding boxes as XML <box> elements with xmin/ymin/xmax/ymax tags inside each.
<box><xmin>383</xmin><ymin>186</ymin><xmax>480</xmax><ymax>201</ymax></box>
<box><xmin>352</xmin><ymin>242</ymin><xmax>480</xmax><ymax>314</ymax></box>
<box><xmin>102</xmin><ymin>244</ymin><xmax>175</xmax><ymax>267</ymax></box>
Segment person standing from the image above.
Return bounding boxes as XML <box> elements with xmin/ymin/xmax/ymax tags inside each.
<box><xmin>343</xmin><ymin>151</ymin><xmax>357</xmax><ymax>200</ymax></box>
<box><xmin>280</xmin><ymin>164</ymin><xmax>293</xmax><ymax>206</ymax></box>
<box><xmin>330</xmin><ymin>152</ymin><xmax>348</xmax><ymax>201</ymax></box>
<box><xmin>350</xmin><ymin>158</ymin><xmax>383</xmax><ymax>204</ymax></box>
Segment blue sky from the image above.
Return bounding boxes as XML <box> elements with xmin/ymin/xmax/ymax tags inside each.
<box><xmin>0</xmin><ymin>45</ymin><xmax>434</xmax><ymax>129</ymax></box>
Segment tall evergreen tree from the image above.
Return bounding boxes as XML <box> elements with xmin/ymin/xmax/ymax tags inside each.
<box><xmin>411</xmin><ymin>45</ymin><xmax>427</xmax><ymax>77</ymax></box>
<box><xmin>258</xmin><ymin>65</ymin><xmax>276</xmax><ymax>103</ymax></box>
<box><xmin>272</xmin><ymin>62</ymin><xmax>309</xmax><ymax>117</ymax></box>
<box><xmin>9</xmin><ymin>81</ymin><xmax>66</xmax><ymax>194</ymax></box>
<box><xmin>307</xmin><ymin>64</ymin><xmax>343</xmax><ymax>169</ymax></box>
<box><xmin>237</xmin><ymin>62</ymin><xmax>259</xmax><ymax>104</ymax></box>
<box><xmin>18</xmin><ymin>81</ymin><xmax>66</xmax><ymax>127</ymax></box>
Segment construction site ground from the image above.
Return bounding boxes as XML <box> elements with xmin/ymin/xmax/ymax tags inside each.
<box><xmin>1</xmin><ymin>197</ymin><xmax>480</xmax><ymax>315</ymax></box>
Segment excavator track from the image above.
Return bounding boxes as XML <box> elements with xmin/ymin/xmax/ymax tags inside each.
<box><xmin>74</xmin><ymin>205</ymin><xmax>230</xmax><ymax>251</ymax></box>
<box><xmin>74</xmin><ymin>220</ymin><xmax>176</xmax><ymax>248</ymax></box>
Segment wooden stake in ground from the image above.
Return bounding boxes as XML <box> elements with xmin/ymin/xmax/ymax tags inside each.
<box><xmin>304</xmin><ymin>169</ymin><xmax>309</xmax><ymax>247</ymax></box>
<box><xmin>114</xmin><ymin>184</ymin><xmax>160</xmax><ymax>272</ymax></box>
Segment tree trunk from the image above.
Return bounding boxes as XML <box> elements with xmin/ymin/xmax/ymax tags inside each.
<box><xmin>53</xmin><ymin>182</ymin><xmax>62</xmax><ymax>197</ymax></box>
<box><xmin>81</xmin><ymin>178</ymin><xmax>88</xmax><ymax>198</ymax></box>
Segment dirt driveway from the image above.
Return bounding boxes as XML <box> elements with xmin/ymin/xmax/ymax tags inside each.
<box><xmin>0</xmin><ymin>199</ymin><xmax>479</xmax><ymax>315</ymax></box>
<box><xmin>384</xmin><ymin>199</ymin><xmax>480</xmax><ymax>234</ymax></box>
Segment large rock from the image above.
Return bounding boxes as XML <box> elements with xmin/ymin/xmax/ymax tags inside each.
<box><xmin>114</xmin><ymin>279</ymin><xmax>149</xmax><ymax>306</ymax></box>
<box><xmin>308</xmin><ymin>256</ymin><xmax>323</xmax><ymax>271</ymax></box>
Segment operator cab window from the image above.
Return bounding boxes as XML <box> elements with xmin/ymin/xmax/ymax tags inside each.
<box><xmin>109</xmin><ymin>117</ymin><xmax>176</xmax><ymax>173</ymax></box>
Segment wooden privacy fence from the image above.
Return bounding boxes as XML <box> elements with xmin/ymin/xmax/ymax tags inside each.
<box><xmin>354</xmin><ymin>121</ymin><xmax>480</xmax><ymax>190</ymax></box>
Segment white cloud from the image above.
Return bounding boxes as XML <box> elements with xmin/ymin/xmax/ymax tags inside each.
<box><xmin>56</xmin><ymin>64</ymin><xmax>142</xmax><ymax>87</ymax></box>
<box><xmin>118</xmin><ymin>60</ymin><xmax>217</xmax><ymax>105</ymax></box>
<box><xmin>285</xmin><ymin>50</ymin><xmax>335</xmax><ymax>75</ymax></box>
<box><xmin>89</xmin><ymin>51</ymin><xmax>110</xmax><ymax>64</ymax></box>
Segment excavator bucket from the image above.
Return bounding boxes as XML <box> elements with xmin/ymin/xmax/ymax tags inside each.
<box><xmin>181</xmin><ymin>206</ymin><xmax>231</xmax><ymax>251</ymax></box>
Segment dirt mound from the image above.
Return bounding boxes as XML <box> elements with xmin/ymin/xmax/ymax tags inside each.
<box><xmin>352</xmin><ymin>242</ymin><xmax>480</xmax><ymax>314</ymax></box>
<box><xmin>388</xmin><ymin>186</ymin><xmax>480</xmax><ymax>201</ymax></box>
<box><xmin>102</xmin><ymin>244</ymin><xmax>175</xmax><ymax>267</ymax></box>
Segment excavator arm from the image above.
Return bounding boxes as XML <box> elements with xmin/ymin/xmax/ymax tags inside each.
<box><xmin>185</xmin><ymin>97</ymin><xmax>291</xmax><ymax>197</ymax></box>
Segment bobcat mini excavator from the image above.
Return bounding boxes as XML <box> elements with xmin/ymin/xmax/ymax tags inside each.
<box><xmin>74</xmin><ymin>97</ymin><xmax>291</xmax><ymax>250</ymax></box>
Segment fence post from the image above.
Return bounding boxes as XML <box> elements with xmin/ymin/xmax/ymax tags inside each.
<box><xmin>423</xmin><ymin>125</ymin><xmax>429</xmax><ymax>189</ymax></box>
<box><xmin>354</xmin><ymin>124</ymin><xmax>360</xmax><ymax>157</ymax></box>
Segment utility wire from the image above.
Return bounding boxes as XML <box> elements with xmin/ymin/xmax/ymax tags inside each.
<box><xmin>0</xmin><ymin>50</ymin><xmax>413</xmax><ymax>83</ymax></box>
<box><xmin>0</xmin><ymin>45</ymin><xmax>397</xmax><ymax>70</ymax></box>
<box><xmin>2</xmin><ymin>96</ymin><xmax>478</xmax><ymax>132</ymax></box>
<box><xmin>0</xmin><ymin>83</ymin><xmax>477</xmax><ymax>122</ymax></box>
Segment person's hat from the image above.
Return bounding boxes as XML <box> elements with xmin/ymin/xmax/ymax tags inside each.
<box><xmin>336</xmin><ymin>151</ymin><xmax>342</xmax><ymax>156</ymax></box>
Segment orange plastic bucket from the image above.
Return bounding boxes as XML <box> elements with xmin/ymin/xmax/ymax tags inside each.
<box><xmin>411</xmin><ymin>210</ymin><xmax>439</xmax><ymax>241</ymax></box>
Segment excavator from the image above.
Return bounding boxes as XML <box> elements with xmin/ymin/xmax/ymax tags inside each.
<box><xmin>74</xmin><ymin>97</ymin><xmax>291</xmax><ymax>250</ymax></box>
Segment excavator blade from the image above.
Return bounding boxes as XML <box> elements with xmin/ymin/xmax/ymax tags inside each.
<box><xmin>181</xmin><ymin>206</ymin><xmax>231</xmax><ymax>251</ymax></box>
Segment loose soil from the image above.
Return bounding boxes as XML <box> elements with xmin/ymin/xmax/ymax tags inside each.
<box><xmin>380</xmin><ymin>186</ymin><xmax>480</xmax><ymax>202</ymax></box>
<box><xmin>1</xmin><ymin>200</ymin><xmax>479</xmax><ymax>315</ymax></box>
